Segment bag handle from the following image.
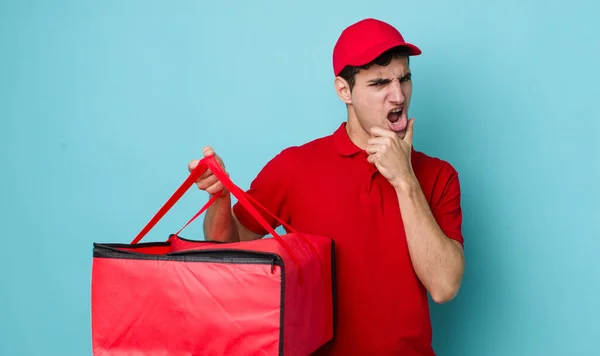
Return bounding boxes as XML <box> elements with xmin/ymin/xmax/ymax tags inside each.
<box><xmin>240</xmin><ymin>192</ymin><xmax>325</xmax><ymax>273</ymax></box>
<box><xmin>130</xmin><ymin>155</ymin><xmax>306</xmax><ymax>284</ymax></box>
<box><xmin>131</xmin><ymin>156</ymin><xmax>332</xmax><ymax>331</ymax></box>
<box><xmin>166</xmin><ymin>168</ymin><xmax>328</xmax><ymax>287</ymax></box>
<box><xmin>168</xmin><ymin>157</ymin><xmax>332</xmax><ymax>332</ymax></box>
<box><xmin>173</xmin><ymin>158</ymin><xmax>328</xmax><ymax>297</ymax></box>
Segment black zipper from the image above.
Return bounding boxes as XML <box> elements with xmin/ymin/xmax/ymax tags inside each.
<box><xmin>168</xmin><ymin>248</ymin><xmax>282</xmax><ymax>271</ymax></box>
<box><xmin>94</xmin><ymin>243</ymin><xmax>283</xmax><ymax>271</ymax></box>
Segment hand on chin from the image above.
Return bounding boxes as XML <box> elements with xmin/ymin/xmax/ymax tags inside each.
<box><xmin>369</xmin><ymin>123</ymin><xmax>405</xmax><ymax>140</ymax></box>
<box><xmin>366</xmin><ymin>118</ymin><xmax>416</xmax><ymax>188</ymax></box>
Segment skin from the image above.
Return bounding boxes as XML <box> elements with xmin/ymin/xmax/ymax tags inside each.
<box><xmin>189</xmin><ymin>55</ymin><xmax>465</xmax><ymax>303</ymax></box>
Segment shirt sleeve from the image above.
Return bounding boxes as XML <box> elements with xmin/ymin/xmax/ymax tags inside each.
<box><xmin>431</xmin><ymin>163</ymin><xmax>465</xmax><ymax>247</ymax></box>
<box><xmin>232</xmin><ymin>148</ymin><xmax>294</xmax><ymax>236</ymax></box>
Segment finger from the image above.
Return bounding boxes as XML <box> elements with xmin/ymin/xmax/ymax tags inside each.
<box><xmin>197</xmin><ymin>162</ymin><xmax>225</xmax><ymax>179</ymax></box>
<box><xmin>203</xmin><ymin>146</ymin><xmax>215</xmax><ymax>157</ymax></box>
<box><xmin>370</xmin><ymin>126</ymin><xmax>395</xmax><ymax>138</ymax></box>
<box><xmin>403</xmin><ymin>118</ymin><xmax>415</xmax><ymax>146</ymax></box>
<box><xmin>368</xmin><ymin>136</ymin><xmax>396</xmax><ymax>150</ymax></box>
<box><xmin>196</xmin><ymin>174</ymin><xmax>219</xmax><ymax>190</ymax></box>
<box><xmin>366</xmin><ymin>144</ymin><xmax>387</xmax><ymax>154</ymax></box>
<box><xmin>366</xmin><ymin>145</ymin><xmax>378</xmax><ymax>154</ymax></box>
<box><xmin>197</xmin><ymin>167</ymin><xmax>214</xmax><ymax>180</ymax></box>
<box><xmin>367</xmin><ymin>137</ymin><xmax>389</xmax><ymax>145</ymax></box>
<box><xmin>202</xmin><ymin>146</ymin><xmax>227</xmax><ymax>169</ymax></box>
<box><xmin>216</xmin><ymin>155</ymin><xmax>225</xmax><ymax>169</ymax></box>
<box><xmin>188</xmin><ymin>159</ymin><xmax>200</xmax><ymax>173</ymax></box>
<box><xmin>367</xmin><ymin>152</ymin><xmax>380</xmax><ymax>164</ymax></box>
<box><xmin>206</xmin><ymin>181</ymin><xmax>225</xmax><ymax>195</ymax></box>
<box><xmin>367</xmin><ymin>154</ymin><xmax>375</xmax><ymax>164</ymax></box>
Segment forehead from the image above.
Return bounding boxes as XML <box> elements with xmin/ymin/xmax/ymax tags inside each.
<box><xmin>357</xmin><ymin>56</ymin><xmax>410</xmax><ymax>79</ymax></box>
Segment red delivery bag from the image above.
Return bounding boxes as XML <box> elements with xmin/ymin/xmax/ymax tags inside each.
<box><xmin>91</xmin><ymin>155</ymin><xmax>336</xmax><ymax>356</ymax></box>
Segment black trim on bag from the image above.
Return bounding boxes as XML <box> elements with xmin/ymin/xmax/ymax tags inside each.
<box><xmin>95</xmin><ymin>241</ymin><xmax>171</xmax><ymax>249</ymax></box>
<box><xmin>93</xmin><ymin>243</ymin><xmax>282</xmax><ymax>267</ymax></box>
<box><xmin>93</xmin><ymin>234</ymin><xmax>227</xmax><ymax>251</ymax></box>
<box><xmin>279</xmin><ymin>254</ymin><xmax>285</xmax><ymax>356</ymax></box>
<box><xmin>312</xmin><ymin>239</ymin><xmax>337</xmax><ymax>353</ymax></box>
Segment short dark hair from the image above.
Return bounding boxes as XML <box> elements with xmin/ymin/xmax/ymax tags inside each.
<box><xmin>338</xmin><ymin>46</ymin><xmax>411</xmax><ymax>91</ymax></box>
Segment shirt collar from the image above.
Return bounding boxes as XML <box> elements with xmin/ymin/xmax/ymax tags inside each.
<box><xmin>333</xmin><ymin>122</ymin><xmax>363</xmax><ymax>157</ymax></box>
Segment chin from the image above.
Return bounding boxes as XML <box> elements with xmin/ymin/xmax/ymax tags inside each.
<box><xmin>386</xmin><ymin>123</ymin><xmax>406</xmax><ymax>138</ymax></box>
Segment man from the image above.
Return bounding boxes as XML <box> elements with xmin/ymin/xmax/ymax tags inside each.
<box><xmin>189</xmin><ymin>18</ymin><xmax>465</xmax><ymax>355</ymax></box>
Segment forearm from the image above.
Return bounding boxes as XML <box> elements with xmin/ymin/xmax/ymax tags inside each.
<box><xmin>203</xmin><ymin>192</ymin><xmax>240</xmax><ymax>242</ymax></box>
<box><xmin>394</xmin><ymin>177</ymin><xmax>465</xmax><ymax>304</ymax></box>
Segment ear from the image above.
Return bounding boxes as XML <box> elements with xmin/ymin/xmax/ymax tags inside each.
<box><xmin>334</xmin><ymin>76</ymin><xmax>352</xmax><ymax>105</ymax></box>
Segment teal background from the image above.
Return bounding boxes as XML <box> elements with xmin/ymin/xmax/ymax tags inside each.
<box><xmin>1</xmin><ymin>0</ymin><xmax>598</xmax><ymax>355</ymax></box>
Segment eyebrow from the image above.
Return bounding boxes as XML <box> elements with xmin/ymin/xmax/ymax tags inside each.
<box><xmin>367</xmin><ymin>72</ymin><xmax>412</xmax><ymax>85</ymax></box>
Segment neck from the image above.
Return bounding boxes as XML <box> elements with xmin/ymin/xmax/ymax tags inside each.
<box><xmin>345</xmin><ymin>110</ymin><xmax>370</xmax><ymax>150</ymax></box>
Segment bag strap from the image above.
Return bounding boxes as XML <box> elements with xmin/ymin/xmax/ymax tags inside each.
<box><xmin>241</xmin><ymin>193</ymin><xmax>325</xmax><ymax>273</ymax></box>
<box><xmin>130</xmin><ymin>156</ymin><xmax>220</xmax><ymax>245</ymax></box>
<box><xmin>166</xmin><ymin>159</ymin><xmax>332</xmax><ymax>333</ymax></box>
<box><xmin>166</xmin><ymin>157</ymin><xmax>327</xmax><ymax>274</ymax></box>
<box><xmin>168</xmin><ymin>171</ymin><xmax>328</xmax><ymax>286</ymax></box>
<box><xmin>168</xmin><ymin>192</ymin><xmax>222</xmax><ymax>240</ymax></box>
<box><xmin>129</xmin><ymin>155</ymin><xmax>305</xmax><ymax>284</ymax></box>
<box><xmin>173</xmin><ymin>188</ymin><xmax>333</xmax><ymax>334</ymax></box>
<box><xmin>131</xmin><ymin>156</ymin><xmax>332</xmax><ymax>331</ymax></box>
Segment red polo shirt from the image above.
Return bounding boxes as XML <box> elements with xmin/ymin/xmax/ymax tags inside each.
<box><xmin>232</xmin><ymin>122</ymin><xmax>464</xmax><ymax>355</ymax></box>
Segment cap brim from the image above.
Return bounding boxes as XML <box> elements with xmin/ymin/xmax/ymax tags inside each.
<box><xmin>345</xmin><ymin>40</ymin><xmax>422</xmax><ymax>68</ymax></box>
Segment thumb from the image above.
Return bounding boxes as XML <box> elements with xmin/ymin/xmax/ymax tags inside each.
<box><xmin>202</xmin><ymin>145</ymin><xmax>225</xmax><ymax>169</ymax></box>
<box><xmin>203</xmin><ymin>146</ymin><xmax>215</xmax><ymax>157</ymax></box>
<box><xmin>188</xmin><ymin>159</ymin><xmax>200</xmax><ymax>173</ymax></box>
<box><xmin>403</xmin><ymin>118</ymin><xmax>415</xmax><ymax>146</ymax></box>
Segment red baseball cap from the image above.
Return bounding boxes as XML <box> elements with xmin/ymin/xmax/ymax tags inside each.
<box><xmin>332</xmin><ymin>18</ymin><xmax>422</xmax><ymax>76</ymax></box>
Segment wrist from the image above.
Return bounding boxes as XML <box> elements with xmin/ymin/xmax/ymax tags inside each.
<box><xmin>212</xmin><ymin>189</ymin><xmax>231</xmax><ymax>200</ymax></box>
<box><xmin>391</xmin><ymin>174</ymin><xmax>420</xmax><ymax>194</ymax></box>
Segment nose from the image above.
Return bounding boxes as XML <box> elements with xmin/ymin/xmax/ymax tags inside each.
<box><xmin>389</xmin><ymin>79</ymin><xmax>404</xmax><ymax>104</ymax></box>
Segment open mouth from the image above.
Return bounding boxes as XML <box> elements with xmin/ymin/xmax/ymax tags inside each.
<box><xmin>387</xmin><ymin>108</ymin><xmax>403</xmax><ymax>123</ymax></box>
<box><xmin>386</xmin><ymin>107</ymin><xmax>407</xmax><ymax>132</ymax></box>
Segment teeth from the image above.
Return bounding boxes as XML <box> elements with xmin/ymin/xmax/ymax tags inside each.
<box><xmin>390</xmin><ymin>108</ymin><xmax>402</xmax><ymax>114</ymax></box>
